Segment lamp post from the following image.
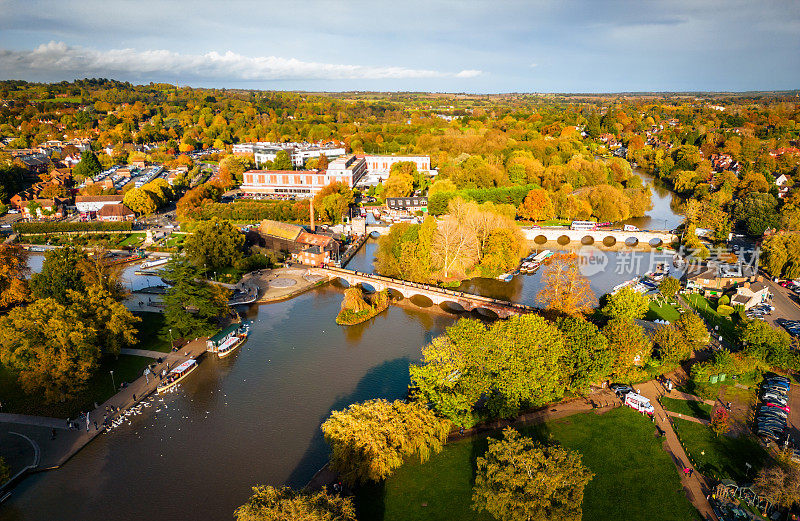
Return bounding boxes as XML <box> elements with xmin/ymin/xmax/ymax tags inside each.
<box><xmin>110</xmin><ymin>370</ymin><xmax>115</xmax><ymax>392</ymax></box>
<box><xmin>169</xmin><ymin>328</ymin><xmax>173</xmax><ymax>347</ymax></box>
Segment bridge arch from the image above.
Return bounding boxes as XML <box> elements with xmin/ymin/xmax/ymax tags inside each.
<box><xmin>473</xmin><ymin>307</ymin><xmax>499</xmax><ymax>320</ymax></box>
<box><xmin>386</xmin><ymin>287</ymin><xmax>405</xmax><ymax>300</ymax></box>
<box><xmin>557</xmin><ymin>235</ymin><xmax>571</xmax><ymax>245</ymax></box>
<box><xmin>581</xmin><ymin>235</ymin><xmax>594</xmax><ymax>245</ymax></box>
<box><xmin>625</xmin><ymin>237</ymin><xmax>639</xmax><ymax>247</ymax></box>
<box><xmin>649</xmin><ymin>237</ymin><xmax>663</xmax><ymax>247</ymax></box>
<box><xmin>331</xmin><ymin>276</ymin><xmax>352</xmax><ymax>289</ymax></box>
<box><xmin>409</xmin><ymin>294</ymin><xmax>434</xmax><ymax>308</ymax></box>
<box><xmin>359</xmin><ymin>281</ymin><xmax>378</xmax><ymax>293</ymax></box>
<box><xmin>534</xmin><ymin>234</ymin><xmax>547</xmax><ymax>245</ymax></box>
<box><xmin>602</xmin><ymin>236</ymin><xmax>617</xmax><ymax>247</ymax></box>
<box><xmin>440</xmin><ymin>301</ymin><xmax>467</xmax><ymax>314</ymax></box>
<box><xmin>369</xmin><ymin>230</ymin><xmax>381</xmax><ymax>239</ymax></box>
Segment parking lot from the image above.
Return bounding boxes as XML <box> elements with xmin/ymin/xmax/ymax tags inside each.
<box><xmin>763</xmin><ymin>277</ymin><xmax>800</xmax><ymax>336</ymax></box>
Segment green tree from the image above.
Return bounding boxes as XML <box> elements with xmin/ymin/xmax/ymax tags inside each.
<box><xmin>473</xmin><ymin>428</ymin><xmax>593</xmax><ymax>521</ymax></box>
<box><xmin>162</xmin><ymin>256</ymin><xmax>230</xmax><ymax>338</ymax></box>
<box><xmin>72</xmin><ymin>150</ymin><xmax>102</xmax><ymax>180</ymax></box>
<box><xmin>30</xmin><ymin>246</ymin><xmax>87</xmax><ymax>304</ymax></box>
<box><xmin>321</xmin><ymin>399</ymin><xmax>450</xmax><ymax>485</ymax></box>
<box><xmin>183</xmin><ymin>217</ymin><xmax>245</xmax><ymax>271</ymax></box>
<box><xmin>659</xmin><ymin>277</ymin><xmax>680</xmax><ymax>299</ymax></box>
<box><xmin>272</xmin><ymin>150</ymin><xmax>293</xmax><ymax>170</ymax></box>
<box><xmin>556</xmin><ymin>316</ymin><xmax>612</xmax><ymax>391</ymax></box>
<box><xmin>234</xmin><ymin>485</ymin><xmax>355</xmax><ymax>521</ymax></box>
<box><xmin>735</xmin><ymin>192</ymin><xmax>779</xmax><ymax>236</ymax></box>
<box><xmin>741</xmin><ymin>319</ymin><xmax>796</xmax><ymax>369</ymax></box>
<box><xmin>603</xmin><ymin>318</ymin><xmax>652</xmax><ymax>379</ymax></box>
<box><xmin>602</xmin><ymin>287</ymin><xmax>649</xmax><ymax>320</ymax></box>
<box><xmin>653</xmin><ymin>323</ymin><xmax>691</xmax><ymax>364</ymax></box>
<box><xmin>675</xmin><ymin>312</ymin><xmax>709</xmax><ymax>352</ymax></box>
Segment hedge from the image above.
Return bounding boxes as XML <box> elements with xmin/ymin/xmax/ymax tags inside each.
<box><xmin>428</xmin><ymin>183</ymin><xmax>540</xmax><ymax>215</ymax></box>
<box><xmin>13</xmin><ymin>221</ymin><xmax>133</xmax><ymax>234</ymax></box>
<box><xmin>195</xmin><ymin>200</ymin><xmax>308</xmax><ymax>223</ymax></box>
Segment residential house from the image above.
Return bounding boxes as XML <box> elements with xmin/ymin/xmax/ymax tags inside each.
<box><xmin>684</xmin><ymin>261</ymin><xmax>757</xmax><ymax>296</ymax></box>
<box><xmin>75</xmin><ymin>195</ymin><xmax>125</xmax><ymax>213</ymax></box>
<box><xmin>22</xmin><ymin>198</ymin><xmax>65</xmax><ymax>219</ymax></box>
<box><xmin>730</xmin><ymin>281</ymin><xmax>770</xmax><ymax>310</ymax></box>
<box><xmin>385</xmin><ymin>196</ymin><xmax>427</xmax><ymax>218</ymax></box>
<box><xmin>776</xmin><ymin>174</ymin><xmax>792</xmax><ymax>199</ymax></box>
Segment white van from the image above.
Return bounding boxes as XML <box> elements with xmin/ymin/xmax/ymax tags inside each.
<box><xmin>624</xmin><ymin>392</ymin><xmax>655</xmax><ymax>415</ymax></box>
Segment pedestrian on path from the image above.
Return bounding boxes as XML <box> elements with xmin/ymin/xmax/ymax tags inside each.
<box><xmin>688</xmin><ymin>468</ymin><xmax>694</xmax><ymax>477</ymax></box>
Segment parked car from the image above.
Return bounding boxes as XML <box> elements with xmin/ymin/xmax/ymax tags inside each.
<box><xmin>764</xmin><ymin>402</ymin><xmax>791</xmax><ymax>413</ymax></box>
<box><xmin>610</xmin><ymin>384</ymin><xmax>633</xmax><ymax>397</ymax></box>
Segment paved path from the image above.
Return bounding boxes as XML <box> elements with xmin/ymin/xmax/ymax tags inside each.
<box><xmin>119</xmin><ymin>348</ymin><xmax>185</xmax><ymax>360</ymax></box>
<box><xmin>639</xmin><ymin>380</ymin><xmax>718</xmax><ymax>521</ymax></box>
<box><xmin>0</xmin><ymin>414</ymin><xmax>68</xmax><ymax>430</ymax></box>
<box><xmin>665</xmin><ymin>410</ymin><xmax>711</xmax><ymax>426</ymax></box>
<box><xmin>0</xmin><ymin>336</ymin><xmax>210</xmax><ymax>477</ymax></box>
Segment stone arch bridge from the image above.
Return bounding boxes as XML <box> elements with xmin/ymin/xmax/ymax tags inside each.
<box><xmin>309</xmin><ymin>267</ymin><xmax>535</xmax><ymax>319</ymax></box>
<box><xmin>524</xmin><ymin>227</ymin><xmax>677</xmax><ymax>247</ymax></box>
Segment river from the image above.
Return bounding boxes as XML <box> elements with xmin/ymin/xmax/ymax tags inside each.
<box><xmin>2</xmin><ymin>167</ymin><xmax>683</xmax><ymax>521</ymax></box>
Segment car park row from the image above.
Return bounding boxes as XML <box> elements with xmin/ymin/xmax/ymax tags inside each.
<box><xmin>753</xmin><ymin>375</ymin><xmax>798</xmax><ymax>461</ymax></box>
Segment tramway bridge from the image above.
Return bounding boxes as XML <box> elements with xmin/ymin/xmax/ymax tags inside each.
<box><xmin>309</xmin><ymin>267</ymin><xmax>535</xmax><ymax>319</ymax></box>
<box><xmin>523</xmin><ymin>227</ymin><xmax>678</xmax><ymax>248</ymax></box>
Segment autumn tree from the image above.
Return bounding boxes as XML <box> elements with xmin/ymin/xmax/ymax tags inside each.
<box><xmin>473</xmin><ymin>428</ymin><xmax>593</xmax><ymax>521</ymax></box>
<box><xmin>272</xmin><ymin>150</ymin><xmax>293</xmax><ymax>170</ymax></box>
<box><xmin>0</xmin><ymin>243</ymin><xmax>30</xmax><ymax>308</ymax></box>
<box><xmin>313</xmin><ymin>182</ymin><xmax>354</xmax><ymax>223</ymax></box>
<box><xmin>536</xmin><ymin>253</ymin><xmax>595</xmax><ymax>316</ymax></box>
<box><xmin>755</xmin><ymin>451</ymin><xmax>800</xmax><ymax>510</ymax></box>
<box><xmin>183</xmin><ymin>217</ymin><xmax>245</xmax><ymax>271</ymax></box>
<box><xmin>234</xmin><ymin>485</ymin><xmax>355</xmax><ymax>521</ymax></box>
<box><xmin>659</xmin><ymin>276</ymin><xmax>680</xmax><ymax>299</ymax></box>
<box><xmin>321</xmin><ymin>399</ymin><xmax>450</xmax><ymax>485</ymax></box>
<box><xmin>383</xmin><ymin>161</ymin><xmax>417</xmax><ymax>198</ymax></box>
<box><xmin>517</xmin><ymin>188</ymin><xmax>555</xmax><ymax>221</ymax></box>
<box><xmin>653</xmin><ymin>323</ymin><xmax>691</xmax><ymax>364</ymax></box>
<box><xmin>601</xmin><ymin>287</ymin><xmax>649</xmax><ymax>320</ymax></box>
<box><xmin>431</xmin><ymin>214</ymin><xmax>479</xmax><ymax>279</ymax></box>
<box><xmin>710</xmin><ymin>406</ymin><xmax>729</xmax><ymax>437</ymax></box>
<box><xmin>123</xmin><ymin>186</ymin><xmax>159</xmax><ymax>216</ymax></box>
<box><xmin>176</xmin><ymin>183</ymin><xmax>222</xmax><ymax>221</ymax></box>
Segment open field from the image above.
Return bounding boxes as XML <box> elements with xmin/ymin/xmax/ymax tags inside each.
<box><xmin>661</xmin><ymin>396</ymin><xmax>713</xmax><ymax>421</ymax></box>
<box><xmin>356</xmin><ymin>407</ymin><xmax>700</xmax><ymax>521</ymax></box>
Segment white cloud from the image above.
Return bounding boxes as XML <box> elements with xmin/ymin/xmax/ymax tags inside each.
<box><xmin>530</xmin><ymin>63</ymin><xmax>538</xmax><ymax>68</ymax></box>
<box><xmin>0</xmin><ymin>41</ymin><xmax>479</xmax><ymax>81</ymax></box>
<box><xmin>455</xmin><ymin>69</ymin><xmax>483</xmax><ymax>78</ymax></box>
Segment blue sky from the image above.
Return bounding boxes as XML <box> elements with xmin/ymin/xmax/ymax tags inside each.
<box><xmin>1</xmin><ymin>0</ymin><xmax>798</xmax><ymax>93</ymax></box>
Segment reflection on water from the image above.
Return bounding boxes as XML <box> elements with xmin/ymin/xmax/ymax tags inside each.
<box><xmin>1</xmin><ymin>288</ymin><xmax>454</xmax><ymax>521</ymax></box>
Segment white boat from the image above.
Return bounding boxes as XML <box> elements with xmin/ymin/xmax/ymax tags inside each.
<box><xmin>207</xmin><ymin>322</ymin><xmax>250</xmax><ymax>358</ymax></box>
<box><xmin>531</xmin><ymin>249</ymin><xmax>554</xmax><ymax>263</ymax></box>
<box><xmin>611</xmin><ymin>278</ymin><xmax>639</xmax><ymax>294</ymax></box>
<box><xmin>496</xmin><ymin>272</ymin><xmax>514</xmax><ymax>282</ymax></box>
<box><xmin>140</xmin><ymin>257</ymin><xmax>169</xmax><ymax>269</ymax></box>
<box><xmin>157</xmin><ymin>359</ymin><xmax>198</xmax><ymax>393</ymax></box>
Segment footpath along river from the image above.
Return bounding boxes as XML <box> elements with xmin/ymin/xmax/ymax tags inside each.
<box><xmin>1</xmin><ymin>168</ymin><xmax>683</xmax><ymax>521</ymax></box>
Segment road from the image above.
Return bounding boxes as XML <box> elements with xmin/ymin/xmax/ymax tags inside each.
<box><xmin>762</xmin><ymin>276</ymin><xmax>800</xmax><ymax>328</ymax></box>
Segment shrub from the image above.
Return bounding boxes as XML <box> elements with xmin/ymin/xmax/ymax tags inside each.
<box><xmin>13</xmin><ymin>221</ymin><xmax>132</xmax><ymax>234</ymax></box>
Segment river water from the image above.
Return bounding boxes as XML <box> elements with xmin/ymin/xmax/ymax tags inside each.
<box><xmin>2</xmin><ymin>168</ymin><xmax>683</xmax><ymax>521</ymax></box>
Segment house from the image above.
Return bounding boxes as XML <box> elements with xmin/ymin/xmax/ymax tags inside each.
<box><xmin>684</xmin><ymin>261</ymin><xmax>757</xmax><ymax>296</ymax></box>
<box><xmin>22</xmin><ymin>198</ymin><xmax>65</xmax><ymax>219</ymax></box>
<box><xmin>97</xmin><ymin>203</ymin><xmax>135</xmax><ymax>222</ymax></box>
<box><xmin>385</xmin><ymin>196</ymin><xmax>428</xmax><ymax>217</ymax></box>
<box><xmin>296</xmin><ymin>245</ymin><xmax>330</xmax><ymax>267</ymax></box>
<box><xmin>776</xmin><ymin>174</ymin><xmax>792</xmax><ymax>199</ymax></box>
<box><xmin>251</xmin><ymin>219</ymin><xmax>338</xmax><ymax>259</ymax></box>
<box><xmin>730</xmin><ymin>281</ymin><xmax>770</xmax><ymax>310</ymax></box>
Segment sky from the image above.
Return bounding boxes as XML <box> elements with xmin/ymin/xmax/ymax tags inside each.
<box><xmin>0</xmin><ymin>0</ymin><xmax>799</xmax><ymax>93</ymax></box>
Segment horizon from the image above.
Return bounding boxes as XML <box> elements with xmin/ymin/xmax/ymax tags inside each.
<box><xmin>1</xmin><ymin>0</ymin><xmax>799</xmax><ymax>92</ymax></box>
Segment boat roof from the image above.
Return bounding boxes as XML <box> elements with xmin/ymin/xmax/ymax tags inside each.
<box><xmin>208</xmin><ymin>323</ymin><xmax>242</xmax><ymax>342</ymax></box>
<box><xmin>170</xmin><ymin>359</ymin><xmax>197</xmax><ymax>374</ymax></box>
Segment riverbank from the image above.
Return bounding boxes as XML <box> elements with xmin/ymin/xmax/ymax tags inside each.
<box><xmin>241</xmin><ymin>266</ymin><xmax>330</xmax><ymax>302</ymax></box>
<box><xmin>0</xmin><ymin>337</ymin><xmax>210</xmax><ymax>496</ymax></box>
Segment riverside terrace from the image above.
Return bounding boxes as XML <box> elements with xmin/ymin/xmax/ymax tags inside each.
<box><xmin>311</xmin><ymin>266</ymin><xmax>536</xmax><ymax>318</ymax></box>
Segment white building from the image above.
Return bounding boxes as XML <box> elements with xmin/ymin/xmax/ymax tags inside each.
<box><xmin>234</xmin><ymin>142</ymin><xmax>345</xmax><ymax>168</ymax></box>
<box><xmin>75</xmin><ymin>195</ymin><xmax>124</xmax><ymax>213</ymax></box>
<box><xmin>241</xmin><ymin>155</ymin><xmax>366</xmax><ymax>197</ymax></box>
<box><xmin>357</xmin><ymin>155</ymin><xmax>435</xmax><ymax>187</ymax></box>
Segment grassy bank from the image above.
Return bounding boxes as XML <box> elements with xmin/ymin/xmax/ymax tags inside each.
<box><xmin>355</xmin><ymin>407</ymin><xmax>699</xmax><ymax>521</ymax></box>
<box><xmin>671</xmin><ymin>417</ymin><xmax>768</xmax><ymax>482</ymax></box>
<box><xmin>661</xmin><ymin>396</ymin><xmax>712</xmax><ymax>421</ymax></box>
<box><xmin>132</xmin><ymin>312</ymin><xmax>173</xmax><ymax>352</ymax></box>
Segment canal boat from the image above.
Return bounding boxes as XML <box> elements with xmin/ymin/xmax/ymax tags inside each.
<box><xmin>207</xmin><ymin>322</ymin><xmax>250</xmax><ymax>358</ymax></box>
<box><xmin>157</xmin><ymin>359</ymin><xmax>198</xmax><ymax>393</ymax></box>
<box><xmin>140</xmin><ymin>257</ymin><xmax>169</xmax><ymax>269</ymax></box>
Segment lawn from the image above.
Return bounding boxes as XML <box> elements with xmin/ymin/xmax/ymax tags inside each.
<box><xmin>672</xmin><ymin>418</ymin><xmax>769</xmax><ymax>482</ymax></box>
<box><xmin>132</xmin><ymin>311</ymin><xmax>173</xmax><ymax>352</ymax></box>
<box><xmin>684</xmin><ymin>294</ymin><xmax>737</xmax><ymax>343</ymax></box>
<box><xmin>0</xmin><ymin>355</ymin><xmax>152</xmax><ymax>419</ymax></box>
<box><xmin>646</xmin><ymin>298</ymin><xmax>682</xmax><ymax>322</ymax></box>
<box><xmin>160</xmin><ymin>234</ymin><xmax>186</xmax><ymax>248</ymax></box>
<box><xmin>116</xmin><ymin>232</ymin><xmax>146</xmax><ymax>248</ymax></box>
<box><xmin>356</xmin><ymin>407</ymin><xmax>700</xmax><ymax>521</ymax></box>
<box><xmin>661</xmin><ymin>396</ymin><xmax>712</xmax><ymax>421</ymax></box>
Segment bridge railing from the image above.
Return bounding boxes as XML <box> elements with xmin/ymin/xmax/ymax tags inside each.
<box><xmin>323</xmin><ymin>266</ymin><xmax>536</xmax><ymax>311</ymax></box>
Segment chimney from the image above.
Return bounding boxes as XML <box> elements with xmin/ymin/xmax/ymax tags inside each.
<box><xmin>309</xmin><ymin>197</ymin><xmax>315</xmax><ymax>232</ymax></box>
